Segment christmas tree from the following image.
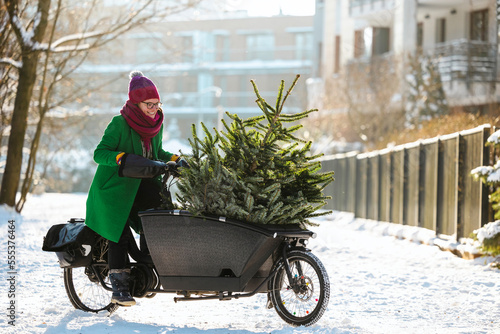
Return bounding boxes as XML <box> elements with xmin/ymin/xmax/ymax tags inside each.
<box><xmin>176</xmin><ymin>75</ymin><xmax>334</xmax><ymax>228</ymax></box>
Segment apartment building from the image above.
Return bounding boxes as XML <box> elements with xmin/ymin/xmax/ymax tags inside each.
<box><xmin>75</xmin><ymin>13</ymin><xmax>314</xmax><ymax>140</ymax></box>
<box><xmin>313</xmin><ymin>0</ymin><xmax>498</xmax><ymax>112</ymax></box>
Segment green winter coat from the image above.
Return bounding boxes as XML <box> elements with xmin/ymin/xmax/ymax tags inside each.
<box><xmin>85</xmin><ymin>115</ymin><xmax>174</xmax><ymax>243</ymax></box>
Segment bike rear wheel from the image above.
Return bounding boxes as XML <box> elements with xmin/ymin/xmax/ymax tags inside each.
<box><xmin>63</xmin><ymin>238</ymin><xmax>115</xmax><ymax>313</ymax></box>
<box><xmin>64</xmin><ymin>266</ymin><xmax>115</xmax><ymax>312</ymax></box>
<box><xmin>269</xmin><ymin>250</ymin><xmax>330</xmax><ymax>326</ymax></box>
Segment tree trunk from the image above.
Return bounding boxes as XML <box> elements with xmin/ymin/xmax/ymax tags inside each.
<box><xmin>0</xmin><ymin>0</ymin><xmax>50</xmax><ymax>208</ymax></box>
<box><xmin>0</xmin><ymin>55</ymin><xmax>39</xmax><ymax>206</ymax></box>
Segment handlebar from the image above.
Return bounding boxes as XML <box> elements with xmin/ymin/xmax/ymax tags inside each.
<box><xmin>164</xmin><ymin>160</ymin><xmax>181</xmax><ymax>178</ymax></box>
<box><xmin>118</xmin><ymin>154</ymin><xmax>187</xmax><ymax>179</ymax></box>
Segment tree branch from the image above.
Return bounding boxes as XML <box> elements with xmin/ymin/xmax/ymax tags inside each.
<box><xmin>0</xmin><ymin>58</ymin><xmax>22</xmax><ymax>69</ymax></box>
<box><xmin>5</xmin><ymin>0</ymin><xmax>50</xmax><ymax>50</ymax></box>
<box><xmin>50</xmin><ymin>31</ymin><xmax>106</xmax><ymax>48</ymax></box>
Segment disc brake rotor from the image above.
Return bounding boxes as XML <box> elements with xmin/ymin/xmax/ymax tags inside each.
<box><xmin>291</xmin><ymin>275</ymin><xmax>314</xmax><ymax>301</ymax></box>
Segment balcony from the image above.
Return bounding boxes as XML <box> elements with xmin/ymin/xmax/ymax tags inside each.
<box><xmin>432</xmin><ymin>39</ymin><xmax>497</xmax><ymax>84</ymax></box>
<box><xmin>349</xmin><ymin>0</ymin><xmax>395</xmax><ymax>18</ymax></box>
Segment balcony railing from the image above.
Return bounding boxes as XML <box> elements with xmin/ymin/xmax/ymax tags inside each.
<box><xmin>345</xmin><ymin>52</ymin><xmax>396</xmax><ymax>74</ymax></box>
<box><xmin>345</xmin><ymin>40</ymin><xmax>497</xmax><ymax>86</ymax></box>
<box><xmin>350</xmin><ymin>0</ymin><xmax>387</xmax><ymax>8</ymax></box>
<box><xmin>349</xmin><ymin>0</ymin><xmax>393</xmax><ymax>16</ymax></box>
<box><xmin>432</xmin><ymin>39</ymin><xmax>497</xmax><ymax>84</ymax></box>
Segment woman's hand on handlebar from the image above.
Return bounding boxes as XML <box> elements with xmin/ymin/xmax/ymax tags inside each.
<box><xmin>165</xmin><ymin>158</ymin><xmax>189</xmax><ymax>177</ymax></box>
<box><xmin>118</xmin><ymin>153</ymin><xmax>169</xmax><ymax>178</ymax></box>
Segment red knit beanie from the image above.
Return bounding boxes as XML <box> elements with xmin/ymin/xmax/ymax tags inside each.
<box><xmin>128</xmin><ymin>71</ymin><xmax>160</xmax><ymax>104</ymax></box>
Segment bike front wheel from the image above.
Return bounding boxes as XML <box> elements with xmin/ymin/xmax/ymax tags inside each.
<box><xmin>269</xmin><ymin>250</ymin><xmax>330</xmax><ymax>326</ymax></box>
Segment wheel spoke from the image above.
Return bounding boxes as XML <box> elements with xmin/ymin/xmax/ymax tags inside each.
<box><xmin>65</xmin><ymin>266</ymin><xmax>113</xmax><ymax>312</ymax></box>
<box><xmin>280</xmin><ymin>260</ymin><xmax>321</xmax><ymax>317</ymax></box>
<box><xmin>270</xmin><ymin>250</ymin><xmax>330</xmax><ymax>326</ymax></box>
<box><xmin>63</xmin><ymin>238</ymin><xmax>114</xmax><ymax>313</ymax></box>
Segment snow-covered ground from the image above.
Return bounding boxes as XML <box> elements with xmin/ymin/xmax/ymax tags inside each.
<box><xmin>1</xmin><ymin>193</ymin><xmax>499</xmax><ymax>334</ymax></box>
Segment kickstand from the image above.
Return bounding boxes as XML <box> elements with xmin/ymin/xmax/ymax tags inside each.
<box><xmin>107</xmin><ymin>303</ymin><xmax>120</xmax><ymax>316</ymax></box>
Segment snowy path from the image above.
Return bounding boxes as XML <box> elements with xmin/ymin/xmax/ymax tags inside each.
<box><xmin>1</xmin><ymin>193</ymin><xmax>499</xmax><ymax>334</ymax></box>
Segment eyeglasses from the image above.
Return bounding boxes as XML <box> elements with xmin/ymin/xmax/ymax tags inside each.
<box><xmin>141</xmin><ymin>101</ymin><xmax>162</xmax><ymax>109</ymax></box>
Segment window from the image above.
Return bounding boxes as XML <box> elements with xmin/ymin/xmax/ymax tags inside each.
<box><xmin>354</xmin><ymin>27</ymin><xmax>390</xmax><ymax>58</ymax></box>
<box><xmin>317</xmin><ymin>42</ymin><xmax>323</xmax><ymax>74</ymax></box>
<box><xmin>436</xmin><ymin>18</ymin><xmax>446</xmax><ymax>43</ymax></box>
<box><xmin>470</xmin><ymin>9</ymin><xmax>488</xmax><ymax>41</ymax></box>
<box><xmin>334</xmin><ymin>35</ymin><xmax>341</xmax><ymax>73</ymax></box>
<box><xmin>215</xmin><ymin>35</ymin><xmax>230</xmax><ymax>62</ymax></box>
<box><xmin>295</xmin><ymin>32</ymin><xmax>313</xmax><ymax>60</ymax></box>
<box><xmin>354</xmin><ymin>30</ymin><xmax>365</xmax><ymax>58</ymax></box>
<box><xmin>372</xmin><ymin>27</ymin><xmax>390</xmax><ymax>55</ymax></box>
<box><xmin>246</xmin><ymin>34</ymin><xmax>274</xmax><ymax>60</ymax></box>
<box><xmin>417</xmin><ymin>22</ymin><xmax>423</xmax><ymax>48</ymax></box>
<box><xmin>181</xmin><ymin>36</ymin><xmax>194</xmax><ymax>62</ymax></box>
<box><xmin>136</xmin><ymin>39</ymin><xmax>156</xmax><ymax>63</ymax></box>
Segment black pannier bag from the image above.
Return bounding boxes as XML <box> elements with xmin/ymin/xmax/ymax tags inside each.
<box><xmin>42</xmin><ymin>219</ymin><xmax>98</xmax><ymax>268</ymax></box>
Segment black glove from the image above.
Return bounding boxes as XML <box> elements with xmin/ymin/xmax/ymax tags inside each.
<box><xmin>118</xmin><ymin>154</ymin><xmax>167</xmax><ymax>178</ymax></box>
<box><xmin>176</xmin><ymin>157</ymin><xmax>189</xmax><ymax>168</ymax></box>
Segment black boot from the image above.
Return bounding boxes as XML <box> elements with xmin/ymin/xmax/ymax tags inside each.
<box><xmin>109</xmin><ymin>269</ymin><xmax>136</xmax><ymax>306</ymax></box>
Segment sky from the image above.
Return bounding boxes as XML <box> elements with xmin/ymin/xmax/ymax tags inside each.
<box><xmin>228</xmin><ymin>0</ymin><xmax>316</xmax><ymax>17</ymax></box>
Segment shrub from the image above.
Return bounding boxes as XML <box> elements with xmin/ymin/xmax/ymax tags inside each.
<box><xmin>471</xmin><ymin>129</ymin><xmax>500</xmax><ymax>256</ymax></box>
<box><xmin>472</xmin><ymin>221</ymin><xmax>500</xmax><ymax>257</ymax></box>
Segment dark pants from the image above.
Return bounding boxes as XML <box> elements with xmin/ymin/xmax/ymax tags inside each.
<box><xmin>108</xmin><ymin>179</ymin><xmax>161</xmax><ymax>269</ymax></box>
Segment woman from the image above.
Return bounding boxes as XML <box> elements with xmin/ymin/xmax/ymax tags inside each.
<box><xmin>85</xmin><ymin>71</ymin><xmax>178</xmax><ymax>306</ymax></box>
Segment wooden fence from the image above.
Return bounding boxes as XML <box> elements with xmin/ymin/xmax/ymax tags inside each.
<box><xmin>320</xmin><ymin>124</ymin><xmax>497</xmax><ymax>240</ymax></box>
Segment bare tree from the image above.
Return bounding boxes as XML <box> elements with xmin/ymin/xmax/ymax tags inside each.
<box><xmin>405</xmin><ymin>51</ymin><xmax>448</xmax><ymax>128</ymax></box>
<box><xmin>343</xmin><ymin>55</ymin><xmax>406</xmax><ymax>148</ymax></box>
<box><xmin>0</xmin><ymin>4</ymin><xmax>19</xmax><ymax>158</ymax></box>
<box><xmin>0</xmin><ymin>0</ymin><xmax>203</xmax><ymax>211</ymax></box>
<box><xmin>300</xmin><ymin>52</ymin><xmax>410</xmax><ymax>154</ymax></box>
<box><xmin>1</xmin><ymin>0</ymin><xmax>50</xmax><ymax>208</ymax></box>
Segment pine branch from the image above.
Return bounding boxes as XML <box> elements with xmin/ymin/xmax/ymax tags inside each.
<box><xmin>177</xmin><ymin>77</ymin><xmax>334</xmax><ymax>227</ymax></box>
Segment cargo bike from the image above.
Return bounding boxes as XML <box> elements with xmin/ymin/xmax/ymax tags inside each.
<box><xmin>44</xmin><ymin>159</ymin><xmax>330</xmax><ymax>327</ymax></box>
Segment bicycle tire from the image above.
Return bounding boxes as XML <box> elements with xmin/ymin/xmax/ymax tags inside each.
<box><xmin>63</xmin><ymin>237</ymin><xmax>115</xmax><ymax>313</ymax></box>
<box><xmin>269</xmin><ymin>250</ymin><xmax>330</xmax><ymax>326</ymax></box>
<box><xmin>64</xmin><ymin>266</ymin><xmax>115</xmax><ymax>313</ymax></box>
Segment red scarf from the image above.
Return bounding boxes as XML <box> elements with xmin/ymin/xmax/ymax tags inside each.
<box><xmin>120</xmin><ymin>100</ymin><xmax>163</xmax><ymax>153</ymax></box>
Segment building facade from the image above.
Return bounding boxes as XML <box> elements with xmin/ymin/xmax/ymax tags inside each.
<box><xmin>75</xmin><ymin>13</ymin><xmax>314</xmax><ymax>140</ymax></box>
<box><xmin>313</xmin><ymin>0</ymin><xmax>499</xmax><ymax>112</ymax></box>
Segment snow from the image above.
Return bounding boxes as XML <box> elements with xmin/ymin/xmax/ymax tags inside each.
<box><xmin>51</xmin><ymin>31</ymin><xmax>103</xmax><ymax>49</ymax></box>
<box><xmin>471</xmin><ymin>166</ymin><xmax>494</xmax><ymax>177</ymax></box>
<box><xmin>0</xmin><ymin>57</ymin><xmax>22</xmax><ymax>69</ymax></box>
<box><xmin>487</xmin><ymin>129</ymin><xmax>500</xmax><ymax>145</ymax></box>
<box><xmin>488</xmin><ymin>168</ymin><xmax>500</xmax><ymax>183</ymax></box>
<box><xmin>10</xmin><ymin>15</ymin><xmax>30</xmax><ymax>47</ymax></box>
<box><xmin>471</xmin><ymin>162</ymin><xmax>500</xmax><ymax>184</ymax></box>
<box><xmin>474</xmin><ymin>221</ymin><xmax>500</xmax><ymax>244</ymax></box>
<box><xmin>1</xmin><ymin>193</ymin><xmax>500</xmax><ymax>334</ymax></box>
